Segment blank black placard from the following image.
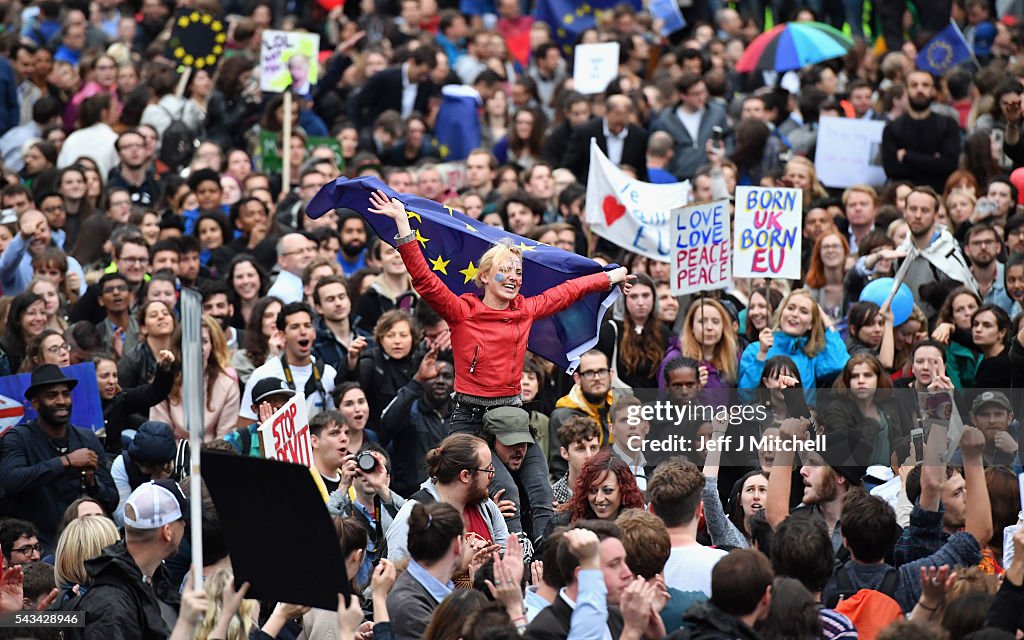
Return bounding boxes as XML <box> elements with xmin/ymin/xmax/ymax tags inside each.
<box><xmin>200</xmin><ymin>451</ymin><xmax>349</xmax><ymax>609</ymax></box>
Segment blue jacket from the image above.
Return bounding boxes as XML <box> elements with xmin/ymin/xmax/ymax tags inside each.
<box><xmin>738</xmin><ymin>330</ymin><xmax>849</xmax><ymax>405</ymax></box>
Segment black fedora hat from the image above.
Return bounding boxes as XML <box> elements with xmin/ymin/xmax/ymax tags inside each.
<box><xmin>24</xmin><ymin>364</ymin><xmax>78</xmax><ymax>400</ymax></box>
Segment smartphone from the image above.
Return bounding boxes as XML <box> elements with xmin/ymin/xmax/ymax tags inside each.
<box><xmin>911</xmin><ymin>427</ymin><xmax>924</xmax><ymax>461</ymax></box>
<box><xmin>711</xmin><ymin>126</ymin><xmax>723</xmax><ymax>144</ymax></box>
<box><xmin>976</xmin><ymin>198</ymin><xmax>998</xmax><ymax>218</ymax></box>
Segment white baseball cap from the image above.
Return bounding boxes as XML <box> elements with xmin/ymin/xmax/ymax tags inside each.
<box><xmin>123</xmin><ymin>479</ymin><xmax>189</xmax><ymax>529</ymax></box>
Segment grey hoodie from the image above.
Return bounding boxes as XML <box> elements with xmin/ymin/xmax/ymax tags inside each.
<box><xmin>385</xmin><ymin>478</ymin><xmax>510</xmax><ymax>561</ymax></box>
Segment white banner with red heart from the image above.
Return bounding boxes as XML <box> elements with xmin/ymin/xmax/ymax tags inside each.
<box><xmin>584</xmin><ymin>139</ymin><xmax>690</xmax><ymax>262</ymax></box>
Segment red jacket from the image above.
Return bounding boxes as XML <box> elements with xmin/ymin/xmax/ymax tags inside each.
<box><xmin>399</xmin><ymin>241</ymin><xmax>611</xmax><ymax>398</ymax></box>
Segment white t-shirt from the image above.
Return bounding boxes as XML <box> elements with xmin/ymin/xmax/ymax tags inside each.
<box><xmin>239</xmin><ymin>356</ymin><xmax>337</xmax><ymax>421</ymax></box>
<box><xmin>675</xmin><ymin>107</ymin><xmax>704</xmax><ymax>143</ymax></box>
<box><xmin>663</xmin><ymin>544</ymin><xmax>728</xmax><ymax>597</ymax></box>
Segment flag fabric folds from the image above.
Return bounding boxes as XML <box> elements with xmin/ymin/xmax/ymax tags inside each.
<box><xmin>435</xmin><ymin>85</ymin><xmax>482</xmax><ymax>162</ymax></box>
<box><xmin>534</xmin><ymin>0</ymin><xmax>640</xmax><ymax>56</ymax></box>
<box><xmin>915</xmin><ymin>22</ymin><xmax>973</xmax><ymax>75</ymax></box>
<box><xmin>307</xmin><ymin>176</ymin><xmax>620</xmax><ymax>372</ymax></box>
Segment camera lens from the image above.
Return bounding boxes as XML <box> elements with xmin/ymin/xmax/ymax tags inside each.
<box><xmin>357</xmin><ymin>451</ymin><xmax>377</xmax><ymax>473</ymax></box>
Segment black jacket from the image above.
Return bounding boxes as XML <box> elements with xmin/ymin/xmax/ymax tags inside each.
<box><xmin>101</xmin><ymin>363</ymin><xmax>175</xmax><ymax>455</ymax></box>
<box><xmin>378</xmin><ymin>378</ymin><xmax>449</xmax><ymax>497</ymax></box>
<box><xmin>64</xmin><ymin>541</ymin><xmax>180</xmax><ymax>640</ymax></box>
<box><xmin>667</xmin><ymin>601</ymin><xmax>765</xmax><ymax>640</ymax></box>
<box><xmin>118</xmin><ymin>342</ymin><xmax>158</xmax><ymax>391</ymax></box>
<box><xmin>524</xmin><ymin>593</ymin><xmax>625</xmax><ymax>640</ymax></box>
<box><xmin>357</xmin><ymin>346</ymin><xmax>419</xmax><ymax>432</ymax></box>
<box><xmin>0</xmin><ymin>420</ymin><xmax>118</xmax><ymax>546</ymax></box>
<box><xmin>562</xmin><ymin>118</ymin><xmax>649</xmax><ymax>183</ymax></box>
<box><xmin>350</xmin><ymin>66</ymin><xmax>436</xmax><ymax>130</ymax></box>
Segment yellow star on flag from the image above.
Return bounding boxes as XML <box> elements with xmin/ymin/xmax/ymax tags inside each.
<box><xmin>443</xmin><ymin>204</ymin><xmax>456</xmax><ymax>216</ymax></box>
<box><xmin>190</xmin><ymin>11</ymin><xmax>200</xmax><ymax>21</ymax></box>
<box><xmin>215</xmin><ymin>33</ymin><xmax>227</xmax><ymax>43</ymax></box>
<box><xmin>518</xmin><ymin>241</ymin><xmax>537</xmax><ymax>251</ymax></box>
<box><xmin>415</xmin><ymin>229</ymin><xmax>429</xmax><ymax>248</ymax></box>
<box><xmin>213</xmin><ymin>20</ymin><xmax>223</xmax><ymax>31</ymax></box>
<box><xmin>201</xmin><ymin>13</ymin><xmax>212</xmax><ymax>24</ymax></box>
<box><xmin>465</xmin><ymin>223</ymin><xmax>478</xmax><ymax>232</ymax></box>
<box><xmin>429</xmin><ymin>255</ymin><xmax>450</xmax><ymax>275</ymax></box>
<box><xmin>406</xmin><ymin>209</ymin><xmax>422</xmax><ymax>223</ymax></box>
<box><xmin>563</xmin><ymin>14</ymin><xmax>573</xmax><ymax>24</ymax></box>
<box><xmin>177</xmin><ymin>16</ymin><xmax>190</xmax><ymax>28</ymax></box>
<box><xmin>459</xmin><ymin>261</ymin><xmax>479</xmax><ymax>284</ymax></box>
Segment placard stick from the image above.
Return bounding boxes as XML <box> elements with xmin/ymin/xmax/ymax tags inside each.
<box><xmin>180</xmin><ymin>288</ymin><xmax>204</xmax><ymax>587</ymax></box>
<box><xmin>175</xmin><ymin>67</ymin><xmax>192</xmax><ymax>99</ymax></box>
<box><xmin>282</xmin><ymin>91</ymin><xmax>293</xmax><ymax>195</ymax></box>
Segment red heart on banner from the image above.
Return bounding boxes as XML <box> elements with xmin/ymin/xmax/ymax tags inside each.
<box><xmin>602</xmin><ymin>195</ymin><xmax>627</xmax><ymax>226</ymax></box>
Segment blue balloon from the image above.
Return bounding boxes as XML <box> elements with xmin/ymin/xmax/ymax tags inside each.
<box><xmin>859</xmin><ymin>277</ymin><xmax>914</xmax><ymax>325</ymax></box>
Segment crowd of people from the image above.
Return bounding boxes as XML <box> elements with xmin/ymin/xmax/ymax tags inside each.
<box><xmin>2</xmin><ymin>0</ymin><xmax>1024</xmax><ymax>639</ymax></box>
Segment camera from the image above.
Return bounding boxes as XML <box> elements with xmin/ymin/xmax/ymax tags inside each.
<box><xmin>356</xmin><ymin>451</ymin><xmax>378</xmax><ymax>473</ymax></box>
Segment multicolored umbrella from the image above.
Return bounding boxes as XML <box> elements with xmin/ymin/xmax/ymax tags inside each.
<box><xmin>736</xmin><ymin>21</ymin><xmax>854</xmax><ymax>73</ymax></box>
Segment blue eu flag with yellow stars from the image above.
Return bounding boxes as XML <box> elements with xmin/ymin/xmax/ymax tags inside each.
<box><xmin>535</xmin><ymin>0</ymin><xmax>641</xmax><ymax>56</ymax></box>
<box><xmin>306</xmin><ymin>177</ymin><xmax>620</xmax><ymax>372</ymax></box>
<box><xmin>915</xmin><ymin>22</ymin><xmax>974</xmax><ymax>75</ymax></box>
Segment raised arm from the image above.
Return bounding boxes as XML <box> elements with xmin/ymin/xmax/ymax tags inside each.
<box><xmin>368</xmin><ymin>189</ymin><xmax>466</xmax><ymax>323</ymax></box>
<box><xmin>766</xmin><ymin>417</ymin><xmax>808</xmax><ymax>529</ymax></box>
<box><xmin>959</xmin><ymin>426</ymin><xmax>994</xmax><ymax>547</ymax></box>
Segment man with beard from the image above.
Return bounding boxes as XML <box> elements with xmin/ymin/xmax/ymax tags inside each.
<box><xmin>65</xmin><ymin>479</ymin><xmax>187</xmax><ymax>639</ymax></box>
<box><xmin>107</xmin><ymin>129</ymin><xmax>160</xmax><ymax>207</ymax></box>
<box><xmin>201</xmin><ymin>280</ymin><xmax>244</xmax><ymax>354</ymax></box>
<box><xmin>0</xmin><ymin>364</ymin><xmax>117</xmax><ymax>547</ymax></box>
<box><xmin>385</xmin><ymin>433</ymin><xmax>509</xmax><ymax>561</ymax></box>
<box><xmin>548</xmin><ymin>350</ymin><xmax>616</xmax><ymax>478</ymax></box>
<box><xmin>337</xmin><ymin>210</ymin><xmax>368</xmax><ymax>276</ymax></box>
<box><xmin>881</xmin><ymin>70</ymin><xmax>960</xmax><ymax>192</ymax></box>
<box><xmin>765</xmin><ymin>418</ymin><xmax>871</xmax><ymax>555</ymax></box>
<box><xmin>483</xmin><ymin>407</ymin><xmax>553</xmax><ymax>542</ymax></box>
<box><xmin>239</xmin><ymin>302</ymin><xmax>337</xmax><ymax>427</ymax></box>
<box><xmin>379</xmin><ymin>347</ymin><xmax>455</xmax><ymax>497</ymax></box>
<box><xmin>0</xmin><ymin>208</ymin><xmax>87</xmax><ymax>296</ymax></box>
<box><xmin>898</xmin><ymin>188</ymin><xmax>976</xmax><ymax>321</ymax></box>
<box><xmin>966</xmin><ymin>223</ymin><xmax>1015</xmax><ymax>313</ymax></box>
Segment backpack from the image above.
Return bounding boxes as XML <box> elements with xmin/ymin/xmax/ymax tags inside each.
<box><xmin>158</xmin><ymin>103</ymin><xmax>199</xmax><ymax>172</ymax></box>
<box><xmin>829</xmin><ymin>565</ymin><xmax>903</xmax><ymax>640</ymax></box>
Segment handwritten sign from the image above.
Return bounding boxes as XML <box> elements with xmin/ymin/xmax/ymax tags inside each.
<box><xmin>671</xmin><ymin>200</ymin><xmax>731</xmax><ymax>295</ymax></box>
<box><xmin>733</xmin><ymin>186</ymin><xmax>802</xmax><ymax>280</ymax></box>
<box><xmin>258</xmin><ymin>394</ymin><xmax>313</xmax><ymax>467</ymax></box>
<box><xmin>260</xmin><ymin>30</ymin><xmax>321</xmax><ymax>94</ymax></box>
<box><xmin>573</xmin><ymin>42</ymin><xmax>620</xmax><ymax>94</ymax></box>
<box><xmin>814</xmin><ymin>116</ymin><xmax>887</xmax><ymax>188</ymax></box>
<box><xmin>585</xmin><ymin>140</ymin><xmax>691</xmax><ymax>261</ymax></box>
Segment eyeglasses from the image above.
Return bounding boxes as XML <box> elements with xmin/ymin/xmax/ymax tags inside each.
<box><xmin>46</xmin><ymin>343</ymin><xmax>71</xmax><ymax>355</ymax></box>
<box><xmin>11</xmin><ymin>543</ymin><xmax>41</xmax><ymax>555</ymax></box>
<box><xmin>103</xmin><ymin>284</ymin><xmax>129</xmax><ymax>293</ymax></box>
<box><xmin>472</xmin><ymin>466</ymin><xmax>496</xmax><ymax>477</ymax></box>
<box><xmin>42</xmin><ymin>204</ymin><xmax>66</xmax><ymax>213</ymax></box>
<box><xmin>578</xmin><ymin>368</ymin><xmax>611</xmax><ymax>380</ymax></box>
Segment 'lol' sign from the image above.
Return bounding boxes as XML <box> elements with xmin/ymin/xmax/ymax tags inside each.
<box><xmin>258</xmin><ymin>394</ymin><xmax>313</xmax><ymax>467</ymax></box>
<box><xmin>732</xmin><ymin>187</ymin><xmax>802</xmax><ymax>280</ymax></box>
<box><xmin>671</xmin><ymin>199</ymin><xmax>731</xmax><ymax>295</ymax></box>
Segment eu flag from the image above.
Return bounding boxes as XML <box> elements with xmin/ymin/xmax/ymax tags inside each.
<box><xmin>916</xmin><ymin>22</ymin><xmax>974</xmax><ymax>75</ymax></box>
<box><xmin>435</xmin><ymin>85</ymin><xmax>481</xmax><ymax>162</ymax></box>
<box><xmin>307</xmin><ymin>177</ymin><xmax>620</xmax><ymax>372</ymax></box>
<box><xmin>534</xmin><ymin>0</ymin><xmax>641</xmax><ymax>57</ymax></box>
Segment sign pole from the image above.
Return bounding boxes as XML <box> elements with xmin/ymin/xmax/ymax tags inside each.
<box><xmin>175</xmin><ymin>66</ymin><xmax>193</xmax><ymax>99</ymax></box>
<box><xmin>180</xmin><ymin>288</ymin><xmax>205</xmax><ymax>587</ymax></box>
<box><xmin>282</xmin><ymin>91</ymin><xmax>293</xmax><ymax>195</ymax></box>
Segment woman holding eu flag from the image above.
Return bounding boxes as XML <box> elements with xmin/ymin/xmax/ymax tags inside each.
<box><xmin>368</xmin><ymin>189</ymin><xmax>633</xmax><ymax>546</ymax></box>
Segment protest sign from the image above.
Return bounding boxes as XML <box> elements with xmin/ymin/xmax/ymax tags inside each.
<box><xmin>671</xmin><ymin>199</ymin><xmax>731</xmax><ymax>295</ymax></box>
<box><xmin>649</xmin><ymin>0</ymin><xmax>687</xmax><ymax>36</ymax></box>
<box><xmin>202</xmin><ymin>451</ymin><xmax>350</xmax><ymax>609</ymax></box>
<box><xmin>573</xmin><ymin>43</ymin><xmax>620</xmax><ymax>94</ymax></box>
<box><xmin>167</xmin><ymin>10</ymin><xmax>226</xmax><ymax>70</ymax></box>
<box><xmin>257</xmin><ymin>394</ymin><xmax>313</xmax><ymax>467</ymax></box>
<box><xmin>814</xmin><ymin>116</ymin><xmax>887</xmax><ymax>188</ymax></box>
<box><xmin>0</xmin><ymin>363</ymin><xmax>102</xmax><ymax>436</ymax></box>
<box><xmin>732</xmin><ymin>186</ymin><xmax>802</xmax><ymax>280</ymax></box>
<box><xmin>585</xmin><ymin>140</ymin><xmax>691</xmax><ymax>262</ymax></box>
<box><xmin>260</xmin><ymin>30</ymin><xmax>321</xmax><ymax>94</ymax></box>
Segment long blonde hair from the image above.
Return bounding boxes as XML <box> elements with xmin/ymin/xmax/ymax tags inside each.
<box><xmin>195</xmin><ymin>569</ymin><xmax>259</xmax><ymax>640</ymax></box>
<box><xmin>772</xmin><ymin>289</ymin><xmax>827</xmax><ymax>357</ymax></box>
<box><xmin>681</xmin><ymin>298</ymin><xmax>738</xmax><ymax>383</ymax></box>
<box><xmin>54</xmin><ymin>516</ymin><xmax>119</xmax><ymax>588</ymax></box>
